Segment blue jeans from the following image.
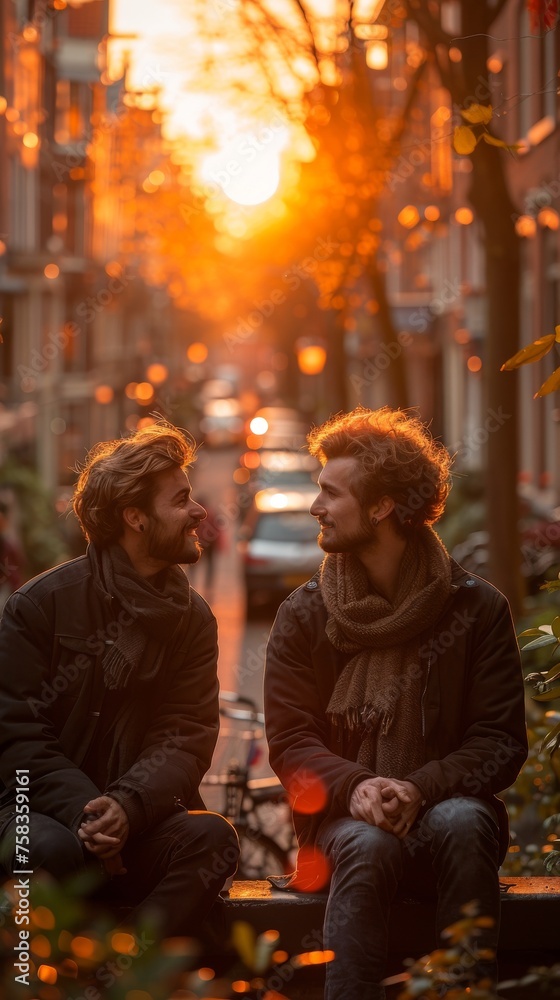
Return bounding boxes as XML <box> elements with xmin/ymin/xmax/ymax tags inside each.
<box><xmin>316</xmin><ymin>797</ymin><xmax>500</xmax><ymax>1000</ymax></box>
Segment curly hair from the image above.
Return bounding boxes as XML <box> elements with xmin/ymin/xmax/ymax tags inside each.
<box><xmin>307</xmin><ymin>406</ymin><xmax>452</xmax><ymax>529</ymax></box>
<box><xmin>73</xmin><ymin>421</ymin><xmax>197</xmax><ymax>546</ymax></box>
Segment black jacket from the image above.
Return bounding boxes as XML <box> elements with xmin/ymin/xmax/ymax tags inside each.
<box><xmin>0</xmin><ymin>554</ymin><xmax>219</xmax><ymax>838</ymax></box>
<box><xmin>265</xmin><ymin>562</ymin><xmax>528</xmax><ymax>869</ymax></box>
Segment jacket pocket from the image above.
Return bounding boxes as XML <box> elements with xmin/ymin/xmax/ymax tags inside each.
<box><xmin>51</xmin><ymin>635</ymin><xmax>98</xmax><ymax>703</ymax></box>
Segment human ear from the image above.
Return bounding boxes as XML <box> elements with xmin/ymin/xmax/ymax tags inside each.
<box><xmin>122</xmin><ymin>506</ymin><xmax>146</xmax><ymax>534</ymax></box>
<box><xmin>369</xmin><ymin>495</ymin><xmax>395</xmax><ymax>525</ymax></box>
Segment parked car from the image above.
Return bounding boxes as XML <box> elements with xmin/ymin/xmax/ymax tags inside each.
<box><xmin>242</xmin><ymin>449</ymin><xmax>319</xmax><ymax>494</ymax></box>
<box><xmin>238</xmin><ymin>486</ymin><xmax>322</xmax><ymax>614</ymax></box>
<box><xmin>248</xmin><ymin>406</ymin><xmax>309</xmax><ymax>451</ymax></box>
<box><xmin>200</xmin><ymin>397</ymin><xmax>244</xmax><ymax>448</ymax></box>
<box><xmin>450</xmin><ymin>503</ymin><xmax>560</xmax><ymax>594</ymax></box>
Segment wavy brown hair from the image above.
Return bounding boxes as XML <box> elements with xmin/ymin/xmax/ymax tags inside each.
<box><xmin>307</xmin><ymin>406</ymin><xmax>452</xmax><ymax>529</ymax></box>
<box><xmin>73</xmin><ymin>421</ymin><xmax>196</xmax><ymax>546</ymax></box>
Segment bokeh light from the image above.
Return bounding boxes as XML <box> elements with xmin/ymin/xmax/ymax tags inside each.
<box><xmin>94</xmin><ymin>385</ymin><xmax>114</xmax><ymax>404</ymax></box>
<box><xmin>146</xmin><ymin>363</ymin><xmax>169</xmax><ymax>384</ymax></box>
<box><xmin>289</xmin><ymin>774</ymin><xmax>327</xmax><ymax>815</ymax></box>
<box><xmin>249</xmin><ymin>417</ymin><xmax>269</xmax><ymax>435</ymax></box>
<box><xmin>515</xmin><ymin>215</ymin><xmax>537</xmax><ymax>238</ymax></box>
<box><xmin>291</xmin><ymin>846</ymin><xmax>331</xmax><ymax>891</ymax></box>
<box><xmin>297</xmin><ymin>345</ymin><xmax>327</xmax><ymax>375</ymax></box>
<box><xmin>187</xmin><ymin>342</ymin><xmax>208</xmax><ymax>363</ymax></box>
<box><xmin>135</xmin><ymin>382</ymin><xmax>155</xmax><ymax>403</ymax></box>
<box><xmin>455</xmin><ymin>207</ymin><xmax>474</xmax><ymax>225</ymax></box>
<box><xmin>398</xmin><ymin>205</ymin><xmax>420</xmax><ymax>228</ymax></box>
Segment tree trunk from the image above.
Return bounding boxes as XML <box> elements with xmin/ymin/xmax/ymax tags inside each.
<box><xmin>460</xmin><ymin>3</ymin><xmax>523</xmax><ymax>616</ymax></box>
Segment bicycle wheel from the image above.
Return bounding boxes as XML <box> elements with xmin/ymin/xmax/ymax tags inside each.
<box><xmin>236</xmin><ymin>823</ymin><xmax>292</xmax><ymax>880</ymax></box>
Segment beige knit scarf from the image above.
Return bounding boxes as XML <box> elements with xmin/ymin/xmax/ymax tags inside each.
<box><xmin>321</xmin><ymin>526</ymin><xmax>452</xmax><ymax>777</ymax></box>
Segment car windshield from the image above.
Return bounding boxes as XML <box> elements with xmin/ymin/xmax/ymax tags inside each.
<box><xmin>257</xmin><ymin>470</ymin><xmax>316</xmax><ymax>486</ymax></box>
<box><xmin>254</xmin><ymin>512</ymin><xmax>319</xmax><ymax>543</ymax></box>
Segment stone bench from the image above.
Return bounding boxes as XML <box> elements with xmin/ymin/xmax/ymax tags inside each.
<box><xmin>224</xmin><ymin>876</ymin><xmax>560</xmax><ymax>968</ymax></box>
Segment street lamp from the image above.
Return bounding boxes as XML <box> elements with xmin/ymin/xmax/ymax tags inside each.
<box><xmin>296</xmin><ymin>342</ymin><xmax>327</xmax><ymax>376</ymax></box>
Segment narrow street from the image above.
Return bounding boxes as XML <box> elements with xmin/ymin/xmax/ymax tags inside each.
<box><xmin>189</xmin><ymin>444</ymin><xmax>277</xmax><ymax>709</ymax></box>
<box><xmin>189</xmin><ymin>445</ymin><xmax>282</xmax><ymax>809</ymax></box>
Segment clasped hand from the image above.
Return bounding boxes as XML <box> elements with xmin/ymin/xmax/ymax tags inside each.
<box><xmin>349</xmin><ymin>777</ymin><xmax>422</xmax><ymax>839</ymax></box>
<box><xmin>78</xmin><ymin>795</ymin><xmax>129</xmax><ymax>876</ymax></box>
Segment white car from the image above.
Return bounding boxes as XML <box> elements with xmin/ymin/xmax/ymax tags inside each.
<box><xmin>238</xmin><ymin>487</ymin><xmax>322</xmax><ymax>613</ymax></box>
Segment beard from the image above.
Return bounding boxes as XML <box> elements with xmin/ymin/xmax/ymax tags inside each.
<box><xmin>146</xmin><ymin>516</ymin><xmax>202</xmax><ymax>565</ymax></box>
<box><xmin>317</xmin><ymin>513</ymin><xmax>376</xmax><ymax>553</ymax></box>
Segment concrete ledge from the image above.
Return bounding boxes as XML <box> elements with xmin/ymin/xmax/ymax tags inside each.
<box><xmin>225</xmin><ymin>877</ymin><xmax>560</xmax><ymax>957</ymax></box>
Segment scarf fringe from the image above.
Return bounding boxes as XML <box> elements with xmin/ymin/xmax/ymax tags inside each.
<box><xmin>328</xmin><ymin>705</ymin><xmax>393</xmax><ymax>736</ymax></box>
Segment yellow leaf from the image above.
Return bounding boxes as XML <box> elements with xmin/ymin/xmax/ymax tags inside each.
<box><xmin>555</xmin><ymin>324</ymin><xmax>560</xmax><ymax>343</ymax></box>
<box><xmin>500</xmin><ymin>334</ymin><xmax>555</xmax><ymax>371</ymax></box>
<box><xmin>232</xmin><ymin>920</ymin><xmax>256</xmax><ymax>968</ymax></box>
<box><xmin>460</xmin><ymin>103</ymin><xmax>493</xmax><ymax>125</ymax></box>
<box><xmin>535</xmin><ymin>365</ymin><xmax>560</xmax><ymax>398</ymax></box>
<box><xmin>482</xmin><ymin>132</ymin><xmax>523</xmax><ymax>154</ymax></box>
<box><xmin>453</xmin><ymin>126</ymin><xmax>478</xmax><ymax>155</ymax></box>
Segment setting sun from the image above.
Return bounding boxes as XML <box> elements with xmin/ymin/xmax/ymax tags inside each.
<box><xmin>201</xmin><ymin>144</ymin><xmax>282</xmax><ymax>206</ymax></box>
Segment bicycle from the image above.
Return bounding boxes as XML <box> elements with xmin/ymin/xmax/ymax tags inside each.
<box><xmin>202</xmin><ymin>691</ymin><xmax>296</xmax><ymax>880</ymax></box>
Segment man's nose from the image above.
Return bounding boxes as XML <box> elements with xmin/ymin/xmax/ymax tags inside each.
<box><xmin>190</xmin><ymin>501</ymin><xmax>207</xmax><ymax>521</ymax></box>
<box><xmin>310</xmin><ymin>495</ymin><xmax>323</xmax><ymax>517</ymax></box>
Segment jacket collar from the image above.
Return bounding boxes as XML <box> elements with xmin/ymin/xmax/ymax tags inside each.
<box><xmin>450</xmin><ymin>558</ymin><xmax>480</xmax><ymax>591</ymax></box>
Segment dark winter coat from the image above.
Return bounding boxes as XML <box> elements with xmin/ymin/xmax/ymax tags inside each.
<box><xmin>0</xmin><ymin>554</ymin><xmax>219</xmax><ymax>840</ymax></box>
<box><xmin>264</xmin><ymin>562</ymin><xmax>528</xmax><ymax>870</ymax></box>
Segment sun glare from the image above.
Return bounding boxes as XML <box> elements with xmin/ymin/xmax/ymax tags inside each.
<box><xmin>108</xmin><ymin>0</ymin><xmax>309</xmax><ymax>217</ymax></box>
<box><xmin>226</xmin><ymin>160</ymin><xmax>280</xmax><ymax>205</ymax></box>
<box><xmin>200</xmin><ymin>144</ymin><xmax>283</xmax><ymax>207</ymax></box>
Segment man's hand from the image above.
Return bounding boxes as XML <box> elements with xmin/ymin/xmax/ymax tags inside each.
<box><xmin>349</xmin><ymin>777</ymin><xmax>398</xmax><ymax>832</ymax></box>
<box><xmin>380</xmin><ymin>779</ymin><xmax>423</xmax><ymax>839</ymax></box>
<box><xmin>350</xmin><ymin>778</ymin><xmax>424</xmax><ymax>839</ymax></box>
<box><xmin>78</xmin><ymin>796</ymin><xmax>129</xmax><ymax>870</ymax></box>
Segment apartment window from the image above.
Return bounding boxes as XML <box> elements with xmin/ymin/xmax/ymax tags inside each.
<box><xmin>519</xmin><ymin>1</ymin><xmax>557</xmax><ymax>134</ymax></box>
<box><xmin>55</xmin><ymin>80</ymin><xmax>85</xmax><ymax>144</ymax></box>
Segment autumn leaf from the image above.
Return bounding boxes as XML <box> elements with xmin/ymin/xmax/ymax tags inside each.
<box><xmin>460</xmin><ymin>104</ymin><xmax>493</xmax><ymax>125</ymax></box>
<box><xmin>231</xmin><ymin>920</ymin><xmax>256</xmax><ymax>968</ymax></box>
<box><xmin>535</xmin><ymin>365</ymin><xmax>560</xmax><ymax>398</ymax></box>
<box><xmin>453</xmin><ymin>126</ymin><xmax>478</xmax><ymax>155</ymax></box>
<box><xmin>482</xmin><ymin>132</ymin><xmax>523</xmax><ymax>153</ymax></box>
<box><xmin>501</xmin><ymin>334</ymin><xmax>556</xmax><ymax>370</ymax></box>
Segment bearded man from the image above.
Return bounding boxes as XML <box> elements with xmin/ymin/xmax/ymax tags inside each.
<box><xmin>264</xmin><ymin>406</ymin><xmax>527</xmax><ymax>999</ymax></box>
<box><xmin>0</xmin><ymin>421</ymin><xmax>238</xmax><ymax>944</ymax></box>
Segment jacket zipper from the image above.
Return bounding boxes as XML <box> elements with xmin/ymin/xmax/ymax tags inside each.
<box><xmin>421</xmin><ymin>635</ymin><xmax>433</xmax><ymax>738</ymax></box>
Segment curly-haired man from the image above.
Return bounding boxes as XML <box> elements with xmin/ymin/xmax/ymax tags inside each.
<box><xmin>264</xmin><ymin>407</ymin><xmax>527</xmax><ymax>999</ymax></box>
<box><xmin>0</xmin><ymin>422</ymin><xmax>238</xmax><ymax>950</ymax></box>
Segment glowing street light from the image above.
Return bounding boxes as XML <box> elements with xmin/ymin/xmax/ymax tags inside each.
<box><xmin>297</xmin><ymin>343</ymin><xmax>327</xmax><ymax>375</ymax></box>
